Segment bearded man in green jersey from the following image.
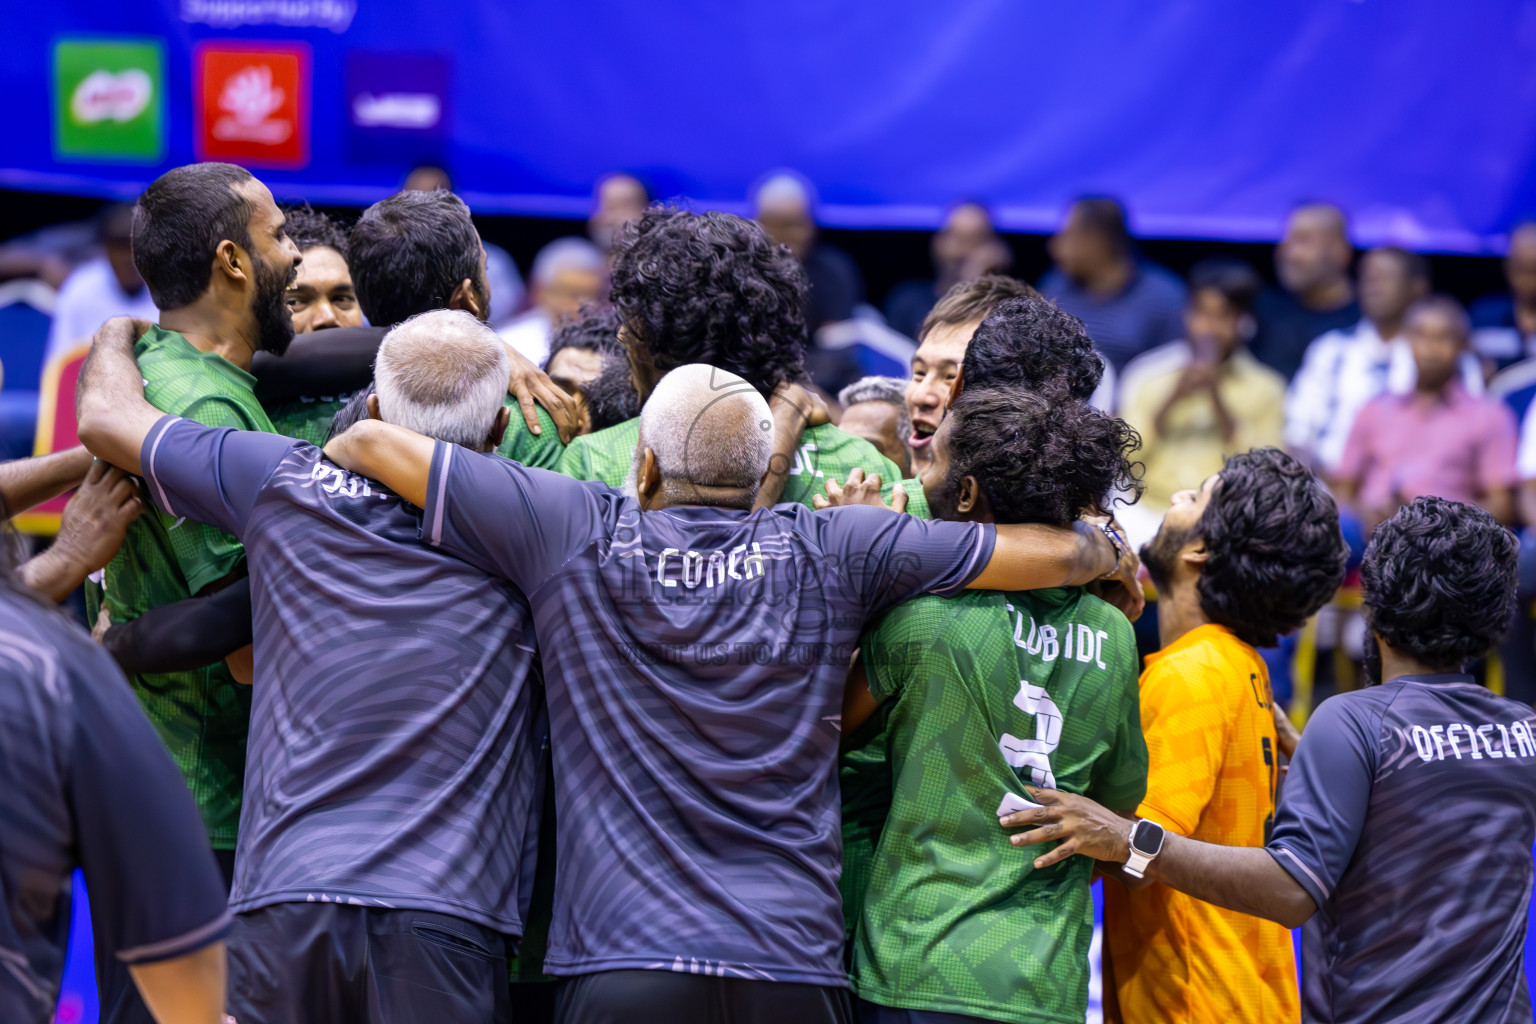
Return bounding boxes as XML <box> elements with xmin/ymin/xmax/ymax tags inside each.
<box><xmin>557</xmin><ymin>206</ymin><xmax>898</xmax><ymax>510</ymax></box>
<box><xmin>841</xmin><ymin>386</ymin><xmax>1149</xmax><ymax>1024</ymax></box>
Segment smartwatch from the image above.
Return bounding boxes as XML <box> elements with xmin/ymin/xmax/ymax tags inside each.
<box><xmin>1124</xmin><ymin>818</ymin><xmax>1165</xmax><ymax>879</ymax></box>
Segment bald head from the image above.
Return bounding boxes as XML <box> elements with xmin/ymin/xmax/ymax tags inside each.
<box><xmin>374</xmin><ymin>309</ymin><xmax>510</xmax><ymax>450</ymax></box>
<box><xmin>1278</xmin><ymin>203</ymin><xmax>1353</xmax><ymax>299</ymax></box>
<box><xmin>634</xmin><ymin>364</ymin><xmax>773</xmax><ymax>509</ymax></box>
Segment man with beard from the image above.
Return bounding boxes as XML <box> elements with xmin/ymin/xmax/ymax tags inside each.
<box><xmin>85</xmin><ymin>160</ymin><xmax>300</xmax><ymax>1024</ymax></box>
<box><xmin>1004</xmin><ymin>496</ymin><xmax>1536</xmax><ymax>1024</ymax></box>
<box><xmin>1036</xmin><ymin>449</ymin><xmax>1346</xmax><ymax>1024</ymax></box>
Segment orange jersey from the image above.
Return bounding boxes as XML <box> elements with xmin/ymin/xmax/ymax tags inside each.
<box><xmin>1103</xmin><ymin>623</ymin><xmax>1299</xmax><ymax>1024</ymax></box>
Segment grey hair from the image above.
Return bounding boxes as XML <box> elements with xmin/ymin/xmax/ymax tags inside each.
<box><xmin>531</xmin><ymin>237</ymin><xmax>606</xmax><ymax>288</ymax></box>
<box><xmin>374</xmin><ymin>309</ymin><xmax>510</xmax><ymax>449</ymax></box>
<box><xmin>838</xmin><ymin>375</ymin><xmax>912</xmax><ymax>441</ymax></box>
<box><xmin>637</xmin><ymin>364</ymin><xmax>773</xmax><ymax>491</ymax></box>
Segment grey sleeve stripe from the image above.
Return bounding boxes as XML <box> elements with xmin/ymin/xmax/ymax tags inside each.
<box><xmin>930</xmin><ymin>524</ymin><xmax>989</xmax><ymax>596</ymax></box>
<box><xmin>1272</xmin><ymin>845</ymin><xmax>1331</xmax><ymax>900</ymax></box>
<box><xmin>428</xmin><ymin>442</ymin><xmax>453</xmax><ymax>546</ymax></box>
<box><xmin>143</xmin><ymin>416</ymin><xmax>182</xmax><ymax>517</ymax></box>
<box><xmin>116</xmin><ymin>908</ymin><xmax>232</xmax><ymax>964</ymax></box>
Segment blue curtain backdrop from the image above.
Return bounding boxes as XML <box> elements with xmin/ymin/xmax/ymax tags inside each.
<box><xmin>4</xmin><ymin>1</ymin><xmax>1536</xmax><ymax>252</ymax></box>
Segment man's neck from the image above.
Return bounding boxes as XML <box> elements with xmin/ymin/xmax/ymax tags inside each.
<box><xmin>1413</xmin><ymin>377</ymin><xmax>1456</xmax><ymax>405</ymax></box>
<box><xmin>647</xmin><ymin>480</ymin><xmax>756</xmax><ymax>512</ymax></box>
<box><xmin>1369</xmin><ymin>314</ymin><xmax>1405</xmax><ymax>342</ymax></box>
<box><xmin>1297</xmin><ymin>277</ymin><xmax>1354</xmax><ymax>313</ymax></box>
<box><xmin>1080</xmin><ymin>258</ymin><xmax>1134</xmax><ymax>299</ymax></box>
<box><xmin>1156</xmin><ymin>580</ymin><xmax>1211</xmax><ymax>649</ymax></box>
<box><xmin>1379</xmin><ymin>642</ymin><xmax>1455</xmax><ymax>682</ymax></box>
<box><xmin>161</xmin><ymin>302</ymin><xmax>257</xmax><ymax>370</ymax></box>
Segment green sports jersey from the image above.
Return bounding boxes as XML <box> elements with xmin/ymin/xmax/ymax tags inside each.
<box><xmin>878</xmin><ymin>476</ymin><xmax>930</xmax><ymax>519</ymax></box>
<box><xmin>89</xmin><ymin>326</ymin><xmax>274</xmax><ymax>849</ymax></box>
<box><xmin>556</xmin><ymin>417</ymin><xmax>901</xmax><ymax>510</ymax></box>
<box><xmin>496</xmin><ymin>400</ymin><xmax>565</xmax><ymax>468</ymax></box>
<box><xmin>852</xmin><ymin>588</ymin><xmax>1147</xmax><ymax>1024</ymax></box>
<box><xmin>266</xmin><ymin>394</ymin><xmax>350</xmax><ymax>445</ymax></box>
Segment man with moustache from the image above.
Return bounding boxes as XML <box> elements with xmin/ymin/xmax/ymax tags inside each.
<box><xmin>85</xmin><ymin>162</ymin><xmax>301</xmax><ymax>1024</ymax></box>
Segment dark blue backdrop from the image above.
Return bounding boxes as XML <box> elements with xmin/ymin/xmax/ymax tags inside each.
<box><xmin>5</xmin><ymin>1</ymin><xmax>1536</xmax><ymax>252</ymax></box>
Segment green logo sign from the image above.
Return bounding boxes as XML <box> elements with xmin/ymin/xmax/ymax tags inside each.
<box><xmin>54</xmin><ymin>38</ymin><xmax>164</xmax><ymax>162</ymax></box>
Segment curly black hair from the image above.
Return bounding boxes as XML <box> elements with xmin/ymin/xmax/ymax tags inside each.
<box><xmin>944</xmin><ymin>385</ymin><xmax>1143</xmax><ymax>526</ymax></box>
<box><xmin>962</xmin><ymin>296</ymin><xmax>1104</xmax><ymax>402</ymax></box>
<box><xmin>583</xmin><ymin>352</ymin><xmax>643</xmax><ymax>433</ymax></box>
<box><xmin>609</xmin><ymin>206</ymin><xmax>807</xmax><ymax>398</ymax></box>
<box><xmin>282</xmin><ymin>203</ymin><xmax>349</xmax><ymax>259</ymax></box>
<box><xmin>545</xmin><ymin>306</ymin><xmax>623</xmax><ymax>368</ymax></box>
<box><xmin>1361</xmin><ymin>497</ymin><xmax>1518</xmax><ymax>672</ymax></box>
<box><xmin>1191</xmin><ymin>448</ymin><xmax>1348</xmax><ymax>648</ymax></box>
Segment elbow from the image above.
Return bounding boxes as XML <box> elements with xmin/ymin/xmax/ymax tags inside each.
<box><xmin>1272</xmin><ymin>890</ymin><xmax>1318</xmax><ymax>930</ymax></box>
<box><xmin>76</xmin><ymin>407</ymin><xmax>111</xmax><ymax>460</ymax></box>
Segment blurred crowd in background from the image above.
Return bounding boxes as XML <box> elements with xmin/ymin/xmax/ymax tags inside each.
<box><xmin>4</xmin><ymin>166</ymin><xmax>1536</xmax><ymax>710</ymax></box>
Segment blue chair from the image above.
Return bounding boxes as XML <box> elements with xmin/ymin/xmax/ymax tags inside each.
<box><xmin>0</xmin><ymin>279</ymin><xmax>54</xmax><ymax>462</ymax></box>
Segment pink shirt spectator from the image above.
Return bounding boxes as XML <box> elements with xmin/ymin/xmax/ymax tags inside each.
<box><xmin>1337</xmin><ymin>381</ymin><xmax>1518</xmax><ymax>512</ymax></box>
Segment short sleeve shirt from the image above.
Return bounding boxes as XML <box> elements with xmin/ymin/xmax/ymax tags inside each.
<box><xmin>1102</xmin><ymin>624</ymin><xmax>1299</xmax><ymax>1024</ymax></box>
<box><xmin>420</xmin><ymin>442</ymin><xmax>995</xmax><ymax>985</ymax></box>
<box><xmin>0</xmin><ymin>588</ymin><xmax>229</xmax><ymax>1022</ymax></box>
<box><xmin>91</xmin><ymin>325</ymin><xmax>274</xmax><ymax>848</ymax></box>
<box><xmin>138</xmin><ymin>417</ymin><xmax>545</xmax><ymax>934</ymax></box>
<box><xmin>1268</xmin><ymin>677</ymin><xmax>1536</xmax><ymax>1024</ymax></box>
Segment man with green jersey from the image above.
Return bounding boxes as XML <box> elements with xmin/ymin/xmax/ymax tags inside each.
<box><xmin>842</xmin><ymin>386</ymin><xmax>1148</xmax><ymax>1024</ymax></box>
<box><xmin>557</xmin><ymin>206</ymin><xmax>901</xmax><ymax>509</ymax></box>
<box><xmin>85</xmin><ymin>161</ymin><xmax>300</xmax><ymax>1024</ymax></box>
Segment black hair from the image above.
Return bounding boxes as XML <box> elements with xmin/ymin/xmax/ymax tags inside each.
<box><xmin>1371</xmin><ymin>245</ymin><xmax>1430</xmax><ymax>284</ymax></box>
<box><xmin>282</xmin><ymin>204</ymin><xmax>349</xmax><ymax>259</ymax></box>
<box><xmin>963</xmin><ymin>295</ymin><xmax>1104</xmax><ymax>402</ymax></box>
<box><xmin>1193</xmin><ymin>448</ymin><xmax>1348</xmax><ymax>648</ymax></box>
<box><xmin>1188</xmin><ymin>257</ymin><xmax>1261</xmax><ymax>316</ymax></box>
<box><xmin>583</xmin><ymin>353</ymin><xmax>642</xmax><ymax>432</ymax></box>
<box><xmin>545</xmin><ymin>306</ymin><xmax>623</xmax><ymax>368</ymax></box>
<box><xmin>1070</xmin><ymin>196</ymin><xmax>1131</xmax><ymax>255</ymax></box>
<box><xmin>1361</xmin><ymin>497</ymin><xmax>1518</xmax><ymax>672</ymax></box>
<box><xmin>348</xmin><ymin>190</ymin><xmax>482</xmax><ymax>328</ymax></box>
<box><xmin>325</xmin><ymin>384</ymin><xmax>376</xmax><ymax>444</ymax></box>
<box><xmin>609</xmin><ymin>206</ymin><xmax>807</xmax><ymax>397</ymax></box>
<box><xmin>945</xmin><ymin>385</ymin><xmax>1142</xmax><ymax>526</ymax></box>
<box><xmin>132</xmin><ymin>162</ymin><xmax>254</xmax><ymax>310</ymax></box>
<box><xmin>919</xmin><ymin>274</ymin><xmax>1039</xmax><ymax>342</ymax></box>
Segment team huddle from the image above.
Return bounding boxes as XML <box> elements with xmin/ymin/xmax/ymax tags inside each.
<box><xmin>1</xmin><ymin>161</ymin><xmax>1534</xmax><ymax>1024</ymax></box>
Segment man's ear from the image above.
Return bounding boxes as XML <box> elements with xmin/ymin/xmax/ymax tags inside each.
<box><xmin>486</xmin><ymin>406</ymin><xmax>511</xmax><ymax>452</ymax></box>
<box><xmin>1181</xmin><ymin>542</ymin><xmax>1210</xmax><ymax>568</ymax></box>
<box><xmin>449</xmin><ymin>278</ymin><xmax>484</xmax><ymax>320</ymax></box>
<box><xmin>366</xmin><ymin>393</ymin><xmax>383</xmax><ymax>421</ymax></box>
<box><xmin>949</xmin><ymin>365</ymin><xmax>965</xmax><ymax>405</ymax></box>
<box><xmin>638</xmin><ymin>447</ymin><xmax>661</xmax><ymax>503</ymax></box>
<box><xmin>214</xmin><ymin>239</ymin><xmax>247</xmax><ymax>286</ymax></box>
<box><xmin>956</xmin><ymin>474</ymin><xmax>980</xmax><ymax>515</ymax></box>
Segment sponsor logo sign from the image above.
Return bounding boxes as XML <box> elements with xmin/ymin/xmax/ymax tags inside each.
<box><xmin>345</xmin><ymin>51</ymin><xmax>450</xmax><ymax>164</ymax></box>
<box><xmin>53</xmin><ymin>38</ymin><xmax>164</xmax><ymax>161</ymax></box>
<box><xmin>196</xmin><ymin>42</ymin><xmax>311</xmax><ymax>167</ymax></box>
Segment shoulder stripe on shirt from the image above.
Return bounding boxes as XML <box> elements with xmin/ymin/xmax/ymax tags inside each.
<box><xmin>143</xmin><ymin>415</ymin><xmax>183</xmax><ymax>517</ymax></box>
<box><xmin>427</xmin><ymin>442</ymin><xmax>454</xmax><ymax>546</ymax></box>
<box><xmin>929</xmin><ymin>525</ymin><xmax>987</xmax><ymax>596</ymax></box>
<box><xmin>1271</xmin><ymin>845</ymin><xmax>1330</xmax><ymax>899</ymax></box>
<box><xmin>115</xmin><ymin>907</ymin><xmax>232</xmax><ymax>964</ymax></box>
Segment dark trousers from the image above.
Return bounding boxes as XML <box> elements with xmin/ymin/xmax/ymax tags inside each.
<box><xmin>98</xmin><ymin>848</ymin><xmax>236</xmax><ymax>1024</ymax></box>
<box><xmin>228</xmin><ymin>902</ymin><xmax>511</xmax><ymax>1024</ymax></box>
<box><xmin>856</xmin><ymin>999</ymin><xmax>1001</xmax><ymax>1024</ymax></box>
<box><xmin>555</xmin><ymin>970</ymin><xmax>852</xmax><ymax>1024</ymax></box>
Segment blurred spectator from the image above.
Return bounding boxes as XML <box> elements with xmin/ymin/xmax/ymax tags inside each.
<box><xmin>1335</xmin><ymin>297</ymin><xmax>1516</xmax><ymax>532</ymax></box>
<box><xmin>43</xmin><ymin>203</ymin><xmax>157</xmax><ymax>363</ymax></box>
<box><xmin>589</xmin><ymin>173</ymin><xmax>650</xmax><ymax>252</ymax></box>
<box><xmin>1283</xmin><ymin>246</ymin><xmax>1486</xmax><ymax>472</ymax></box>
<box><xmin>836</xmin><ymin>376</ymin><xmax>912</xmax><ymax>476</ymax></box>
<box><xmin>904</xmin><ymin>275</ymin><xmax>1039</xmax><ymax>473</ymax></box>
<box><xmin>1039</xmin><ymin>196</ymin><xmax>1185</xmax><ymax>370</ymax></box>
<box><xmin>497</xmin><ymin>237</ymin><xmax>607</xmax><ymax>365</ymax></box>
<box><xmin>1118</xmin><ymin>259</ymin><xmax>1285</xmax><ymax>550</ymax></box>
<box><xmin>1470</xmin><ymin>221</ymin><xmax>1536</xmax><ymax>374</ymax></box>
<box><xmin>280</xmin><ymin>205</ymin><xmax>362</xmax><ymax>334</ymax></box>
<box><xmin>752</xmin><ymin>171</ymin><xmax>864</xmax><ymax>332</ymax></box>
<box><xmin>403</xmin><ymin>164</ymin><xmax>525</xmax><ymax>324</ymax></box>
<box><xmin>883</xmin><ymin>202</ymin><xmax>1013</xmax><ymax>340</ymax></box>
<box><xmin>1250</xmin><ymin>202</ymin><xmax>1360</xmax><ymax>379</ymax></box>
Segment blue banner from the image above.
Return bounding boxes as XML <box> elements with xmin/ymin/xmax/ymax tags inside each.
<box><xmin>3</xmin><ymin>1</ymin><xmax>1534</xmax><ymax>252</ymax></box>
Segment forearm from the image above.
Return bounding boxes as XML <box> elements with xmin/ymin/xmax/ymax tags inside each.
<box><xmin>103</xmin><ymin>579</ymin><xmax>254</xmax><ymax>675</ymax></box>
<box><xmin>755</xmin><ymin>405</ymin><xmax>809</xmax><ymax>510</ymax></box>
<box><xmin>971</xmin><ymin>521</ymin><xmax>1115</xmax><ymax>591</ymax></box>
<box><xmin>323</xmin><ymin>420</ymin><xmax>435</xmax><ymax>508</ymax></box>
<box><xmin>76</xmin><ymin>318</ymin><xmax>161</xmax><ymax>475</ymax></box>
<box><xmin>0</xmin><ymin>447</ymin><xmax>93</xmax><ymax>513</ymax></box>
<box><xmin>251</xmin><ymin>328</ymin><xmax>381</xmax><ymax>403</ymax></box>
<box><xmin>1144</xmin><ymin>833</ymin><xmax>1316</xmax><ymax>929</ymax></box>
<box><xmin>129</xmin><ymin>941</ymin><xmax>227</xmax><ymax>1024</ymax></box>
<box><xmin>18</xmin><ymin>547</ymin><xmax>91</xmax><ymax>603</ymax></box>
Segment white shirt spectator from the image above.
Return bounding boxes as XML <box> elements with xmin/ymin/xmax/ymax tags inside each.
<box><xmin>498</xmin><ymin>310</ymin><xmax>553</xmax><ymax>367</ymax></box>
<box><xmin>1284</xmin><ymin>319</ymin><xmax>1483</xmax><ymax>471</ymax></box>
<box><xmin>45</xmin><ymin>257</ymin><xmax>157</xmax><ymax>365</ymax></box>
<box><xmin>1516</xmin><ymin>396</ymin><xmax>1536</xmax><ymax>482</ymax></box>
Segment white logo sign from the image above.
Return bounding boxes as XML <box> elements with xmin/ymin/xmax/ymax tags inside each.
<box><xmin>352</xmin><ymin>92</ymin><xmax>441</xmax><ymax>130</ymax></box>
<box><xmin>213</xmin><ymin>65</ymin><xmax>290</xmax><ymax>144</ymax></box>
<box><xmin>71</xmin><ymin>69</ymin><xmax>152</xmax><ymax>124</ymax></box>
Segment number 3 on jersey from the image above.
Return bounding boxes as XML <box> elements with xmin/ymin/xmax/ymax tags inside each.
<box><xmin>1000</xmin><ymin>679</ymin><xmax>1062</xmax><ymax>790</ymax></box>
